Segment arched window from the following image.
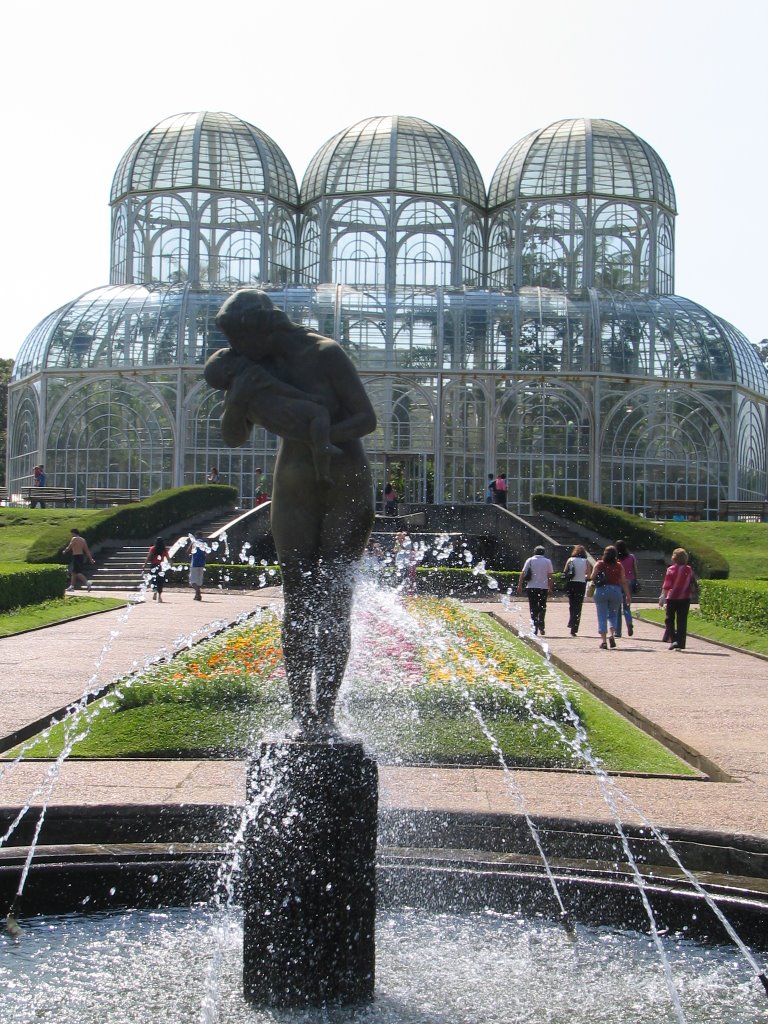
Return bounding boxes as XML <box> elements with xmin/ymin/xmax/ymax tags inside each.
<box><xmin>45</xmin><ymin>378</ymin><xmax>175</xmax><ymax>498</ymax></box>
<box><xmin>735</xmin><ymin>398</ymin><xmax>767</xmax><ymax>500</ymax></box>
<box><xmin>487</xmin><ymin>214</ymin><xmax>515</xmax><ymax>289</ymax></box>
<box><xmin>593</xmin><ymin>202</ymin><xmax>651</xmax><ymax>290</ymax></box>
<box><xmin>520</xmin><ymin>202</ymin><xmax>586</xmax><ymax>291</ymax></box>
<box><xmin>602</xmin><ymin>387</ymin><xmax>729</xmax><ymax>517</ymax></box>
<box><xmin>442</xmin><ymin>380</ymin><xmax>489</xmax><ymax>502</ymax></box>
<box><xmin>332</xmin><ymin>231</ymin><xmax>386</xmax><ymax>287</ymax></box>
<box><xmin>8</xmin><ymin>387</ymin><xmax>40</xmax><ymax>493</ymax></box>
<box><xmin>184</xmin><ymin>383</ymin><xmax>277</xmax><ymax>498</ymax></box>
<box><xmin>496</xmin><ymin>383</ymin><xmax>592</xmax><ymax>511</ymax></box>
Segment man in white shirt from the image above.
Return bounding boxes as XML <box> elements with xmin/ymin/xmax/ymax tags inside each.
<box><xmin>517</xmin><ymin>544</ymin><xmax>554</xmax><ymax>636</ymax></box>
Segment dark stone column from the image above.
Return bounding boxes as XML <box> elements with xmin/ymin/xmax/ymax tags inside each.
<box><xmin>242</xmin><ymin>739</ymin><xmax>378</xmax><ymax>1007</ymax></box>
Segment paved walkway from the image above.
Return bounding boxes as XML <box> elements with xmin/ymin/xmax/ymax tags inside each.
<box><xmin>0</xmin><ymin>590</ymin><xmax>766</xmax><ymax>843</ymax></box>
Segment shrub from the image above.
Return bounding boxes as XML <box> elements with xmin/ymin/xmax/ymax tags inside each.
<box><xmin>698</xmin><ymin>580</ymin><xmax>768</xmax><ymax>634</ymax></box>
<box><xmin>413</xmin><ymin>566</ymin><xmax>520</xmax><ymax>597</ymax></box>
<box><xmin>532</xmin><ymin>493</ymin><xmax>729</xmax><ymax>578</ymax></box>
<box><xmin>165</xmin><ymin>562</ymin><xmax>282</xmax><ymax>589</ymax></box>
<box><xmin>0</xmin><ymin>563</ymin><xmax>68</xmax><ymax>611</ymax></box>
<box><xmin>26</xmin><ymin>485</ymin><xmax>238</xmax><ymax>564</ymax></box>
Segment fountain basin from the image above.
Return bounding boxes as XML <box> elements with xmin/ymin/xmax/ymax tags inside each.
<box><xmin>2</xmin><ymin>805</ymin><xmax>767</xmax><ymax>948</ymax></box>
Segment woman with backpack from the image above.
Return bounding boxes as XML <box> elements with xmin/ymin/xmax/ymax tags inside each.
<box><xmin>562</xmin><ymin>544</ymin><xmax>589</xmax><ymax>636</ymax></box>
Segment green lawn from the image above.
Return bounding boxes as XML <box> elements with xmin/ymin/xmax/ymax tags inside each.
<box><xmin>637</xmin><ymin>606</ymin><xmax>768</xmax><ymax>658</ymax></box>
<box><xmin>0</xmin><ymin>508</ymin><xmax>105</xmax><ymax>562</ymax></box>
<box><xmin>0</xmin><ymin>597</ymin><xmax>128</xmax><ymax>637</ymax></box>
<box><xmin>660</xmin><ymin>521</ymin><xmax>768</xmax><ymax>580</ymax></box>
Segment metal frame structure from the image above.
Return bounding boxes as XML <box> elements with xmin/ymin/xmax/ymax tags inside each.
<box><xmin>8</xmin><ymin>114</ymin><xmax>768</xmax><ymax>514</ymax></box>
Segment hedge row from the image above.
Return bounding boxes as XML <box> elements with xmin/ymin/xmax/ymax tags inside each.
<box><xmin>531</xmin><ymin>493</ymin><xmax>729</xmax><ymax>579</ymax></box>
<box><xmin>167</xmin><ymin>563</ymin><xmax>571</xmax><ymax>597</ymax></box>
<box><xmin>413</xmin><ymin>566</ymin><xmax>522</xmax><ymax>597</ymax></box>
<box><xmin>698</xmin><ymin>580</ymin><xmax>768</xmax><ymax>634</ymax></box>
<box><xmin>0</xmin><ymin>563</ymin><xmax>68</xmax><ymax>611</ymax></box>
<box><xmin>165</xmin><ymin>562</ymin><xmax>282</xmax><ymax>589</ymax></box>
<box><xmin>26</xmin><ymin>485</ymin><xmax>238</xmax><ymax>565</ymax></box>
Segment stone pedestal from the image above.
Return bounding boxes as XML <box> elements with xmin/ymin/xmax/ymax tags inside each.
<box><xmin>242</xmin><ymin>739</ymin><xmax>378</xmax><ymax>1007</ymax></box>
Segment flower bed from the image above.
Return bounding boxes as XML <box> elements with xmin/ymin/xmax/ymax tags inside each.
<box><xmin>17</xmin><ymin>597</ymin><xmax>694</xmax><ymax>775</ymax></box>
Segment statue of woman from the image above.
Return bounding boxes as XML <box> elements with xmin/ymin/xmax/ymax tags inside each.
<box><xmin>207</xmin><ymin>290</ymin><xmax>377</xmax><ymax>736</ymax></box>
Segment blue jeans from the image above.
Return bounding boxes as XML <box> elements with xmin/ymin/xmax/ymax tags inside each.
<box><xmin>594</xmin><ymin>584</ymin><xmax>623</xmax><ymax>635</ymax></box>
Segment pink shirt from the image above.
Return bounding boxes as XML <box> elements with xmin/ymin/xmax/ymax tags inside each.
<box><xmin>663</xmin><ymin>563</ymin><xmax>694</xmax><ymax>600</ymax></box>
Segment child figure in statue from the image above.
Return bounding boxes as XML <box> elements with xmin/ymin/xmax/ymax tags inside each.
<box><xmin>204</xmin><ymin>347</ymin><xmax>343</xmax><ymax>485</ymax></box>
<box><xmin>207</xmin><ymin>289</ymin><xmax>377</xmax><ymax>737</ymax></box>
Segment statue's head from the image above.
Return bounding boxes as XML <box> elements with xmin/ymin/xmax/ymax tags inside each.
<box><xmin>203</xmin><ymin>346</ymin><xmax>245</xmax><ymax>391</ymax></box>
<box><xmin>215</xmin><ymin>289</ymin><xmax>291</xmax><ymax>355</ymax></box>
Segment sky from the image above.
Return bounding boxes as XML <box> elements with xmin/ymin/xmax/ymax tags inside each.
<box><xmin>0</xmin><ymin>0</ymin><xmax>765</xmax><ymax>361</ymax></box>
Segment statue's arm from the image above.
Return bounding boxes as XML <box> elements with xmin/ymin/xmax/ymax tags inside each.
<box><xmin>244</xmin><ymin>362</ymin><xmax>326</xmax><ymax>405</ymax></box>
<box><xmin>324</xmin><ymin>346</ymin><xmax>377</xmax><ymax>442</ymax></box>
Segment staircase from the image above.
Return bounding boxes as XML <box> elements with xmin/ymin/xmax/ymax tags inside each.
<box><xmin>88</xmin><ymin>513</ymin><xmax>242</xmax><ymax>593</ymax></box>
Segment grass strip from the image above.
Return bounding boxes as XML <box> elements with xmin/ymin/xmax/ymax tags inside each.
<box><xmin>636</xmin><ymin>607</ymin><xmax>768</xmax><ymax>658</ymax></box>
<box><xmin>0</xmin><ymin>597</ymin><xmax>128</xmax><ymax>637</ymax></box>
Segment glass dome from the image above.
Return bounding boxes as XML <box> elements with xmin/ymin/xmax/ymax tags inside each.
<box><xmin>12</xmin><ymin>284</ymin><xmax>766</xmax><ymax>397</ymax></box>
<box><xmin>11</xmin><ymin>285</ymin><xmax>233</xmax><ymax>379</ymax></box>
<box><xmin>488</xmin><ymin>118</ymin><xmax>676</xmax><ymax>212</ymax></box>
<box><xmin>111</xmin><ymin>111</ymin><xmax>298</xmax><ymax>205</ymax></box>
<box><xmin>300</xmin><ymin>115</ymin><xmax>486</xmax><ymax>207</ymax></box>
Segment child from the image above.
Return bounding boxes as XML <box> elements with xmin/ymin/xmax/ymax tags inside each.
<box><xmin>204</xmin><ymin>347</ymin><xmax>342</xmax><ymax>485</ymax></box>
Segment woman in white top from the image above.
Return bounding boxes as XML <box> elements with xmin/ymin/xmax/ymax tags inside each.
<box><xmin>517</xmin><ymin>544</ymin><xmax>554</xmax><ymax>636</ymax></box>
<box><xmin>563</xmin><ymin>544</ymin><xmax>589</xmax><ymax>636</ymax></box>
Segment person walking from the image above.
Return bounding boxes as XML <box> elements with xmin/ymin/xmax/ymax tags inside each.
<box><xmin>660</xmin><ymin>547</ymin><xmax>696</xmax><ymax>651</ymax></box>
<box><xmin>589</xmin><ymin>545</ymin><xmax>631</xmax><ymax>649</ymax></box>
<box><xmin>144</xmin><ymin>537</ymin><xmax>170</xmax><ymax>603</ymax></box>
<box><xmin>62</xmin><ymin>528</ymin><xmax>94</xmax><ymax>592</ymax></box>
<box><xmin>383</xmin><ymin>482</ymin><xmax>399</xmax><ymax>516</ymax></box>
<box><xmin>254</xmin><ymin>467</ymin><xmax>269</xmax><ymax>505</ymax></box>
<box><xmin>485</xmin><ymin>474</ymin><xmax>496</xmax><ymax>504</ymax></box>
<box><xmin>615</xmin><ymin>539</ymin><xmax>640</xmax><ymax>637</ymax></box>
<box><xmin>207</xmin><ymin>466</ymin><xmax>221</xmax><ymax>483</ymax></box>
<box><xmin>493</xmin><ymin>472</ymin><xmax>508</xmax><ymax>509</ymax></box>
<box><xmin>187</xmin><ymin>536</ymin><xmax>207</xmax><ymax>601</ymax></box>
<box><xmin>32</xmin><ymin>465</ymin><xmax>46</xmax><ymax>508</ymax></box>
<box><xmin>518</xmin><ymin>544</ymin><xmax>554</xmax><ymax>636</ymax></box>
<box><xmin>562</xmin><ymin>544</ymin><xmax>589</xmax><ymax>636</ymax></box>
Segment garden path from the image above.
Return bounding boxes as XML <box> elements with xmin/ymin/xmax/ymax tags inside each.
<box><xmin>0</xmin><ymin>592</ymin><xmax>766</xmax><ymax>843</ymax></box>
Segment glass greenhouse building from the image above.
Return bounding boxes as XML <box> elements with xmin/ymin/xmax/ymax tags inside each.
<box><xmin>8</xmin><ymin>112</ymin><xmax>768</xmax><ymax>515</ymax></box>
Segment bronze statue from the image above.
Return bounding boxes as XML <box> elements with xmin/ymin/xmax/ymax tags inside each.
<box><xmin>205</xmin><ymin>290</ymin><xmax>377</xmax><ymax>736</ymax></box>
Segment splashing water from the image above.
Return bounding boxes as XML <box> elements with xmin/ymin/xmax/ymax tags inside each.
<box><xmin>2</xmin><ymin>531</ymin><xmax>767</xmax><ymax>1020</ymax></box>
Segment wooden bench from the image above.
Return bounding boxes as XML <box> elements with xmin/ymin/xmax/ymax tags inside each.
<box><xmin>87</xmin><ymin>488</ymin><xmax>141</xmax><ymax>506</ymax></box>
<box><xmin>23</xmin><ymin>486</ymin><xmax>74</xmax><ymax>507</ymax></box>
<box><xmin>648</xmin><ymin>499</ymin><xmax>704</xmax><ymax>521</ymax></box>
<box><xmin>719</xmin><ymin>499</ymin><xmax>768</xmax><ymax>522</ymax></box>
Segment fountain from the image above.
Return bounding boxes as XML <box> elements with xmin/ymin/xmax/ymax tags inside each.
<box><xmin>2</xmin><ymin>577</ymin><xmax>768</xmax><ymax>1019</ymax></box>
<box><xmin>2</xmin><ymin>290</ymin><xmax>768</xmax><ymax>1018</ymax></box>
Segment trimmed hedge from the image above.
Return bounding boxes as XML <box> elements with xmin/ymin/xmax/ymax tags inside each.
<box><xmin>532</xmin><ymin>494</ymin><xmax>729</xmax><ymax>579</ymax></box>
<box><xmin>413</xmin><ymin>566</ymin><xmax>520</xmax><ymax>597</ymax></box>
<box><xmin>165</xmin><ymin>562</ymin><xmax>282</xmax><ymax>589</ymax></box>
<box><xmin>0</xmin><ymin>563</ymin><xmax>68</xmax><ymax>611</ymax></box>
<box><xmin>698</xmin><ymin>580</ymin><xmax>768</xmax><ymax>635</ymax></box>
<box><xmin>26</xmin><ymin>485</ymin><xmax>238</xmax><ymax>565</ymax></box>
<box><xmin>165</xmin><ymin>563</ymin><xmax>569</xmax><ymax>596</ymax></box>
